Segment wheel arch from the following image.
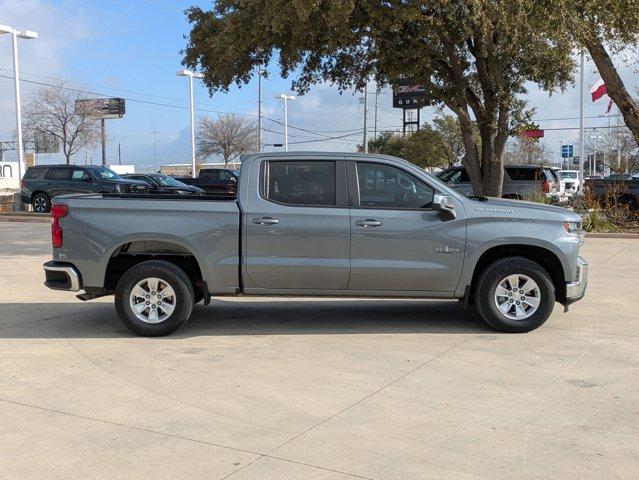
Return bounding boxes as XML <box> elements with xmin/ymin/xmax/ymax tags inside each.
<box><xmin>460</xmin><ymin>242</ymin><xmax>568</xmax><ymax>304</ymax></box>
<box><xmin>103</xmin><ymin>238</ymin><xmax>206</xmax><ymax>295</ymax></box>
<box><xmin>30</xmin><ymin>190</ymin><xmax>49</xmax><ymax>202</ymax></box>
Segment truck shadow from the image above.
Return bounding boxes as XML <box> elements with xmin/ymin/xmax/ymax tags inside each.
<box><xmin>0</xmin><ymin>299</ymin><xmax>485</xmax><ymax>338</ymax></box>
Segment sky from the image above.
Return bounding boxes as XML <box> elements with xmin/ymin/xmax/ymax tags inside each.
<box><xmin>1</xmin><ymin>0</ymin><xmax>638</xmax><ymax>171</ymax></box>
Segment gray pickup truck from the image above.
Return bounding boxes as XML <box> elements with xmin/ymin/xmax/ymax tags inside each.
<box><xmin>43</xmin><ymin>152</ymin><xmax>588</xmax><ymax>336</ymax></box>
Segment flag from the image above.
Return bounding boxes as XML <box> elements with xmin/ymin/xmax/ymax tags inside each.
<box><xmin>589</xmin><ymin>78</ymin><xmax>607</xmax><ymax>102</ymax></box>
<box><xmin>605</xmin><ymin>98</ymin><xmax>614</xmax><ymax>115</ymax></box>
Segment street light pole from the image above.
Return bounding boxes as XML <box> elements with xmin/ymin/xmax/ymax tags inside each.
<box><xmin>151</xmin><ymin>130</ymin><xmax>159</xmax><ymax>172</ymax></box>
<box><xmin>0</xmin><ymin>25</ymin><xmax>38</xmax><ymax>180</ymax></box>
<box><xmin>578</xmin><ymin>49</ymin><xmax>585</xmax><ymax>183</ymax></box>
<box><xmin>177</xmin><ymin>69</ymin><xmax>204</xmax><ymax>178</ymax></box>
<box><xmin>257</xmin><ymin>70</ymin><xmax>263</xmax><ymax>152</ymax></box>
<box><xmin>275</xmin><ymin>93</ymin><xmax>295</xmax><ymax>151</ymax></box>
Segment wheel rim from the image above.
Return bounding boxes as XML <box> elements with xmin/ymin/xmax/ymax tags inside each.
<box><xmin>494</xmin><ymin>274</ymin><xmax>541</xmax><ymax>321</ymax></box>
<box><xmin>129</xmin><ymin>277</ymin><xmax>176</xmax><ymax>324</ymax></box>
<box><xmin>33</xmin><ymin>196</ymin><xmax>46</xmax><ymax>212</ymax></box>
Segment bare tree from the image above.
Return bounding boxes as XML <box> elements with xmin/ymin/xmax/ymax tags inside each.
<box><xmin>22</xmin><ymin>83</ymin><xmax>100</xmax><ymax>164</ymax></box>
<box><xmin>196</xmin><ymin>114</ymin><xmax>258</xmax><ymax>166</ymax></box>
<box><xmin>504</xmin><ymin>136</ymin><xmax>553</xmax><ymax>166</ymax></box>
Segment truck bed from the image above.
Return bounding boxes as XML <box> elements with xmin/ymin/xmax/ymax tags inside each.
<box><xmin>51</xmin><ymin>193</ymin><xmax>241</xmax><ymax>294</ymax></box>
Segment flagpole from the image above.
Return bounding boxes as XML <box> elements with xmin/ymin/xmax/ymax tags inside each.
<box><xmin>578</xmin><ymin>50</ymin><xmax>585</xmax><ymax>184</ymax></box>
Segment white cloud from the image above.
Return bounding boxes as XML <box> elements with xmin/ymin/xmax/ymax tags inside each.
<box><xmin>0</xmin><ymin>0</ymin><xmax>90</xmax><ymax>151</ymax></box>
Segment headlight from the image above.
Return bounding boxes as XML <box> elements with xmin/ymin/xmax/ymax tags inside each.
<box><xmin>563</xmin><ymin>220</ymin><xmax>582</xmax><ymax>234</ymax></box>
<box><xmin>176</xmin><ymin>190</ymin><xmax>191</xmax><ymax>195</ymax></box>
<box><xmin>114</xmin><ymin>184</ymin><xmax>122</xmax><ymax>193</ymax></box>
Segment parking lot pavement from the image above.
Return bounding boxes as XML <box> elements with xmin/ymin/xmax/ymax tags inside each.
<box><xmin>0</xmin><ymin>222</ymin><xmax>638</xmax><ymax>480</ymax></box>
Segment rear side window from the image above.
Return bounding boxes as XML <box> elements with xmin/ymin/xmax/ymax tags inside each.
<box><xmin>200</xmin><ymin>169</ymin><xmax>235</xmax><ymax>181</ymax></box>
<box><xmin>48</xmin><ymin>168</ymin><xmax>70</xmax><ymax>180</ymax></box>
<box><xmin>200</xmin><ymin>170</ymin><xmax>220</xmax><ymax>180</ymax></box>
<box><xmin>24</xmin><ymin>168</ymin><xmax>43</xmax><ymax>179</ymax></box>
<box><xmin>264</xmin><ymin>161</ymin><xmax>336</xmax><ymax>206</ymax></box>
<box><xmin>505</xmin><ymin>167</ymin><xmax>538</xmax><ymax>181</ymax></box>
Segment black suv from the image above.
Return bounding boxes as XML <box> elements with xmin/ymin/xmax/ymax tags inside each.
<box><xmin>21</xmin><ymin>165</ymin><xmax>149</xmax><ymax>213</ymax></box>
<box><xmin>122</xmin><ymin>173</ymin><xmax>205</xmax><ymax>195</ymax></box>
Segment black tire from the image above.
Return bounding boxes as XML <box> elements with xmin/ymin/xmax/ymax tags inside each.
<box><xmin>32</xmin><ymin>192</ymin><xmax>51</xmax><ymax>213</ymax></box>
<box><xmin>115</xmin><ymin>260</ymin><xmax>195</xmax><ymax>336</ymax></box>
<box><xmin>475</xmin><ymin>256</ymin><xmax>555</xmax><ymax>333</ymax></box>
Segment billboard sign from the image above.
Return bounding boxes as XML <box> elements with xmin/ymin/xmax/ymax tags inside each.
<box><xmin>392</xmin><ymin>83</ymin><xmax>428</xmax><ymax>109</ymax></box>
<box><xmin>75</xmin><ymin>98</ymin><xmax>126</xmax><ymax>118</ymax></box>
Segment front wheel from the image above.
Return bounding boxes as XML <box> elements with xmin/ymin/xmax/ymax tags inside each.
<box><xmin>475</xmin><ymin>257</ymin><xmax>555</xmax><ymax>333</ymax></box>
<box><xmin>115</xmin><ymin>260</ymin><xmax>195</xmax><ymax>336</ymax></box>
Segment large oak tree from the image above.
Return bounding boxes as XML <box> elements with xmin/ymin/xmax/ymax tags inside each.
<box><xmin>183</xmin><ymin>0</ymin><xmax>574</xmax><ymax>196</ymax></box>
<box><xmin>559</xmin><ymin>0</ymin><xmax>639</xmax><ymax>148</ymax></box>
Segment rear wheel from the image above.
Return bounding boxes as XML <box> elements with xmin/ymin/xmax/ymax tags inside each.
<box><xmin>475</xmin><ymin>257</ymin><xmax>555</xmax><ymax>333</ymax></box>
<box><xmin>32</xmin><ymin>193</ymin><xmax>51</xmax><ymax>213</ymax></box>
<box><xmin>115</xmin><ymin>260</ymin><xmax>195</xmax><ymax>336</ymax></box>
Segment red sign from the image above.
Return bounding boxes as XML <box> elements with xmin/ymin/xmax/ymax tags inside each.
<box><xmin>521</xmin><ymin>129</ymin><xmax>544</xmax><ymax>138</ymax></box>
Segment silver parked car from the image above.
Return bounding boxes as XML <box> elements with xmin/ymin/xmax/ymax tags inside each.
<box><xmin>437</xmin><ymin>165</ymin><xmax>562</xmax><ymax>200</ymax></box>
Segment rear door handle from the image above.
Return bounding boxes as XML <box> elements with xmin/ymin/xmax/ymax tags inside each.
<box><xmin>252</xmin><ymin>217</ymin><xmax>279</xmax><ymax>225</ymax></box>
<box><xmin>355</xmin><ymin>219</ymin><xmax>383</xmax><ymax>227</ymax></box>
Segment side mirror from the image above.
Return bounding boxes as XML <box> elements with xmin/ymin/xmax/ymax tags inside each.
<box><xmin>433</xmin><ymin>194</ymin><xmax>456</xmax><ymax>220</ymax></box>
<box><xmin>82</xmin><ymin>177</ymin><xmax>92</xmax><ymax>183</ymax></box>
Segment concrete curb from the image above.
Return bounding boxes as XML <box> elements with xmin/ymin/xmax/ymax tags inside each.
<box><xmin>0</xmin><ymin>213</ymin><xmax>49</xmax><ymax>223</ymax></box>
<box><xmin>586</xmin><ymin>232</ymin><xmax>639</xmax><ymax>239</ymax></box>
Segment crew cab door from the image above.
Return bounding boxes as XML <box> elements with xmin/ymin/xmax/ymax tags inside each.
<box><xmin>347</xmin><ymin>159</ymin><xmax>466</xmax><ymax>293</ymax></box>
<box><xmin>243</xmin><ymin>157</ymin><xmax>350</xmax><ymax>290</ymax></box>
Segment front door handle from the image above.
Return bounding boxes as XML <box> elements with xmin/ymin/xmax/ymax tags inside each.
<box><xmin>252</xmin><ymin>216</ymin><xmax>279</xmax><ymax>225</ymax></box>
<box><xmin>355</xmin><ymin>219</ymin><xmax>383</xmax><ymax>227</ymax></box>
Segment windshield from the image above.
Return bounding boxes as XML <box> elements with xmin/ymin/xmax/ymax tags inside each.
<box><xmin>92</xmin><ymin>167</ymin><xmax>121</xmax><ymax>180</ymax></box>
<box><xmin>151</xmin><ymin>174</ymin><xmax>185</xmax><ymax>187</ymax></box>
<box><xmin>561</xmin><ymin>171</ymin><xmax>578</xmax><ymax>179</ymax></box>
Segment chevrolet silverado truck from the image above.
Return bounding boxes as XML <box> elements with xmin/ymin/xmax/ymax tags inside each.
<box><xmin>43</xmin><ymin>152</ymin><xmax>588</xmax><ymax>336</ymax></box>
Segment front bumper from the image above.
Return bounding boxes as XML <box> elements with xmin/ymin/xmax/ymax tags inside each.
<box><xmin>565</xmin><ymin>256</ymin><xmax>588</xmax><ymax>303</ymax></box>
<box><xmin>43</xmin><ymin>261</ymin><xmax>82</xmax><ymax>291</ymax></box>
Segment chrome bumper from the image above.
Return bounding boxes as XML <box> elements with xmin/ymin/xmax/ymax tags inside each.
<box><xmin>43</xmin><ymin>261</ymin><xmax>82</xmax><ymax>292</ymax></box>
<box><xmin>566</xmin><ymin>256</ymin><xmax>588</xmax><ymax>301</ymax></box>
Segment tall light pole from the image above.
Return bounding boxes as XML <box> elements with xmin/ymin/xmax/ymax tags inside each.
<box><xmin>578</xmin><ymin>50</ymin><xmax>585</xmax><ymax>183</ymax></box>
<box><xmin>0</xmin><ymin>25</ymin><xmax>38</xmax><ymax>180</ymax></box>
<box><xmin>362</xmin><ymin>86</ymin><xmax>368</xmax><ymax>153</ymax></box>
<box><xmin>257</xmin><ymin>70</ymin><xmax>263</xmax><ymax>152</ymax></box>
<box><xmin>275</xmin><ymin>93</ymin><xmax>295</xmax><ymax>151</ymax></box>
<box><xmin>177</xmin><ymin>69</ymin><xmax>203</xmax><ymax>178</ymax></box>
<box><xmin>150</xmin><ymin>130</ymin><xmax>159</xmax><ymax>172</ymax></box>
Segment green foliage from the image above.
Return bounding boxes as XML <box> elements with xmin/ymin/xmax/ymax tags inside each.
<box><xmin>581</xmin><ymin>210</ymin><xmax>620</xmax><ymax>233</ymax></box>
<box><xmin>183</xmin><ymin>0</ymin><xmax>576</xmax><ymax>196</ymax></box>
<box><xmin>368</xmin><ymin>116</ymin><xmax>466</xmax><ymax>169</ymax></box>
<box><xmin>522</xmin><ymin>190</ymin><xmax>554</xmax><ymax>205</ymax></box>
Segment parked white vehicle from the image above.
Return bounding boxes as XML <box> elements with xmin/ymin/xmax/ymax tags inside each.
<box><xmin>560</xmin><ymin>170</ymin><xmax>582</xmax><ymax>194</ymax></box>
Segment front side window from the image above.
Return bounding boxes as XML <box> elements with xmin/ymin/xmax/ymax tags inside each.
<box><xmin>152</xmin><ymin>174</ymin><xmax>184</xmax><ymax>187</ymax></box>
<box><xmin>70</xmin><ymin>169</ymin><xmax>90</xmax><ymax>181</ymax></box>
<box><xmin>356</xmin><ymin>162</ymin><xmax>434</xmax><ymax>209</ymax></box>
<box><xmin>265</xmin><ymin>161</ymin><xmax>336</xmax><ymax>206</ymax></box>
<box><xmin>92</xmin><ymin>167</ymin><xmax>121</xmax><ymax>180</ymax></box>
